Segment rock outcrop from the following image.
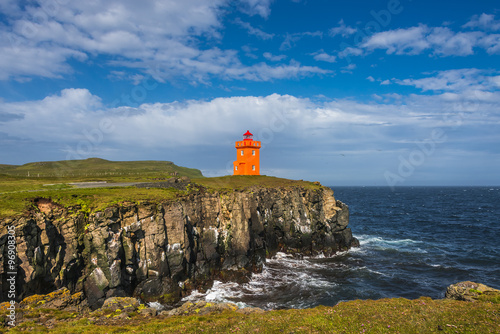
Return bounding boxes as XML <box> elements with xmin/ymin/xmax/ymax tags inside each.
<box><xmin>445</xmin><ymin>281</ymin><xmax>500</xmax><ymax>303</ymax></box>
<box><xmin>0</xmin><ymin>184</ymin><xmax>358</xmax><ymax>309</ymax></box>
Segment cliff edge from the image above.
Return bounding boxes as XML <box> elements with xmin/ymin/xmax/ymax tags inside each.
<box><xmin>0</xmin><ymin>179</ymin><xmax>358</xmax><ymax>309</ymax></box>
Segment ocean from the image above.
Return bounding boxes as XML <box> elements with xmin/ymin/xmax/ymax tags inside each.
<box><xmin>183</xmin><ymin>187</ymin><xmax>500</xmax><ymax>310</ymax></box>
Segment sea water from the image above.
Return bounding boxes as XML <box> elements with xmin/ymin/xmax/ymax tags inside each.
<box><xmin>184</xmin><ymin>187</ymin><xmax>500</xmax><ymax>309</ymax></box>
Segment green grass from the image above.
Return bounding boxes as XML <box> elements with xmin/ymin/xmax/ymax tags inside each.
<box><xmin>3</xmin><ymin>297</ymin><xmax>499</xmax><ymax>333</ymax></box>
<box><xmin>193</xmin><ymin>175</ymin><xmax>323</xmax><ymax>192</ymax></box>
<box><xmin>0</xmin><ymin>158</ymin><xmax>205</xmax><ymax>218</ymax></box>
<box><xmin>0</xmin><ymin>187</ymin><xmax>184</xmax><ymax>218</ymax></box>
<box><xmin>0</xmin><ymin>159</ymin><xmax>323</xmax><ymax>218</ymax></box>
<box><xmin>0</xmin><ymin>175</ymin><xmax>321</xmax><ymax>218</ymax></box>
<box><xmin>0</xmin><ymin>158</ymin><xmax>203</xmax><ymax>180</ymax></box>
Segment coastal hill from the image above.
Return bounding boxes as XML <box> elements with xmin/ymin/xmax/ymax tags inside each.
<box><xmin>0</xmin><ymin>158</ymin><xmax>203</xmax><ymax>179</ymax></box>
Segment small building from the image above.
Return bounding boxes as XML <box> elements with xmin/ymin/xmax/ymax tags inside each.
<box><xmin>233</xmin><ymin>130</ymin><xmax>260</xmax><ymax>175</ymax></box>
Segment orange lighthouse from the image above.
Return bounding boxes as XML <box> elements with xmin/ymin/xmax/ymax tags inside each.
<box><xmin>233</xmin><ymin>130</ymin><xmax>261</xmax><ymax>175</ymax></box>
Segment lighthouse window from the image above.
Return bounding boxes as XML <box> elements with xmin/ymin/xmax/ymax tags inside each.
<box><xmin>252</xmin><ymin>150</ymin><xmax>255</xmax><ymax>156</ymax></box>
<box><xmin>252</xmin><ymin>165</ymin><xmax>255</xmax><ymax>171</ymax></box>
<box><xmin>235</xmin><ymin>166</ymin><xmax>238</xmax><ymax>171</ymax></box>
<box><xmin>241</xmin><ymin>150</ymin><xmax>244</xmax><ymax>156</ymax></box>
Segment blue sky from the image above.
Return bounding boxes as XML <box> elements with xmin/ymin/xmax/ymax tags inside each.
<box><xmin>0</xmin><ymin>0</ymin><xmax>499</xmax><ymax>186</ymax></box>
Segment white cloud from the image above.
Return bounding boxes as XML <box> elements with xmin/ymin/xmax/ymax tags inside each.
<box><xmin>0</xmin><ymin>0</ymin><xmax>225</xmax><ymax>80</ymax></box>
<box><xmin>0</xmin><ymin>89</ymin><xmax>103</xmax><ymax>141</ymax></box>
<box><xmin>263</xmin><ymin>52</ymin><xmax>287</xmax><ymax>61</ymax></box>
<box><xmin>463</xmin><ymin>13</ymin><xmax>500</xmax><ymax>31</ymax></box>
<box><xmin>362</xmin><ymin>25</ymin><xmax>431</xmax><ymax>55</ymax></box>
<box><xmin>356</xmin><ymin>19</ymin><xmax>499</xmax><ymax>57</ymax></box>
<box><xmin>242</xmin><ymin>45</ymin><xmax>259</xmax><ymax>59</ymax></box>
<box><xmin>478</xmin><ymin>34</ymin><xmax>500</xmax><ymax>54</ymax></box>
<box><xmin>426</xmin><ymin>28</ymin><xmax>482</xmax><ymax>56</ymax></box>
<box><xmin>341</xmin><ymin>63</ymin><xmax>356</xmax><ymax>73</ymax></box>
<box><xmin>489</xmin><ymin>76</ymin><xmax>500</xmax><ymax>88</ymax></box>
<box><xmin>0</xmin><ymin>90</ymin><xmax>401</xmax><ymax>158</ymax></box>
<box><xmin>237</xmin><ymin>0</ymin><xmax>273</xmax><ymax>18</ymax></box>
<box><xmin>0</xmin><ymin>0</ymin><xmax>325</xmax><ymax>83</ymax></box>
<box><xmin>337</xmin><ymin>46</ymin><xmax>364</xmax><ymax>59</ymax></box>
<box><xmin>234</xmin><ymin>18</ymin><xmax>274</xmax><ymax>40</ymax></box>
<box><xmin>0</xmin><ymin>0</ymin><xmax>19</xmax><ymax>14</ymax></box>
<box><xmin>3</xmin><ymin>86</ymin><xmax>500</xmax><ymax>184</ymax></box>
<box><xmin>3</xmin><ymin>84</ymin><xmax>498</xmax><ymax>151</ymax></box>
<box><xmin>0</xmin><ymin>34</ymin><xmax>87</xmax><ymax>80</ymax></box>
<box><xmin>329</xmin><ymin>19</ymin><xmax>357</xmax><ymax>38</ymax></box>
<box><xmin>311</xmin><ymin>50</ymin><xmax>336</xmax><ymax>63</ymax></box>
<box><xmin>223</xmin><ymin>61</ymin><xmax>331</xmax><ymax>81</ymax></box>
<box><xmin>393</xmin><ymin>69</ymin><xmax>500</xmax><ymax>92</ymax></box>
<box><xmin>279</xmin><ymin>31</ymin><xmax>323</xmax><ymax>50</ymax></box>
<box><xmin>366</xmin><ymin>76</ymin><xmax>375</xmax><ymax>82</ymax></box>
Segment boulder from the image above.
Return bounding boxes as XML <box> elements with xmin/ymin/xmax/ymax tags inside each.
<box><xmin>133</xmin><ymin>277</ymin><xmax>182</xmax><ymax>304</ymax></box>
<box><xmin>84</xmin><ymin>267</ymin><xmax>109</xmax><ymax>310</ymax></box>
<box><xmin>138</xmin><ymin>306</ymin><xmax>158</xmax><ymax>317</ymax></box>
<box><xmin>166</xmin><ymin>301</ymin><xmax>238</xmax><ymax>316</ymax></box>
<box><xmin>101</xmin><ymin>297</ymin><xmax>140</xmax><ymax>312</ymax></box>
<box><xmin>445</xmin><ymin>281</ymin><xmax>500</xmax><ymax>303</ymax></box>
<box><xmin>19</xmin><ymin>288</ymin><xmax>83</xmax><ymax>310</ymax></box>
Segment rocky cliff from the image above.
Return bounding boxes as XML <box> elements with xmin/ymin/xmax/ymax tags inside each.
<box><xmin>0</xmin><ymin>184</ymin><xmax>358</xmax><ymax>309</ymax></box>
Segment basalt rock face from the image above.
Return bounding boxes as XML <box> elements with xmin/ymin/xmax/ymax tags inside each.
<box><xmin>0</xmin><ymin>186</ymin><xmax>358</xmax><ymax>309</ymax></box>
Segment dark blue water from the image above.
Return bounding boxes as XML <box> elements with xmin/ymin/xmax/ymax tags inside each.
<box><xmin>185</xmin><ymin>187</ymin><xmax>500</xmax><ymax>309</ymax></box>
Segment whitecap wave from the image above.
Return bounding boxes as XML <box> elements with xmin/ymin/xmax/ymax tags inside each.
<box><xmin>356</xmin><ymin>234</ymin><xmax>427</xmax><ymax>255</ymax></box>
<box><xmin>358</xmin><ymin>235</ymin><xmax>422</xmax><ymax>245</ymax></box>
<box><xmin>181</xmin><ymin>254</ymin><xmax>341</xmax><ymax>310</ymax></box>
<box><xmin>147</xmin><ymin>301</ymin><xmax>164</xmax><ymax>311</ymax></box>
<box><xmin>181</xmin><ymin>281</ymin><xmax>249</xmax><ymax>308</ymax></box>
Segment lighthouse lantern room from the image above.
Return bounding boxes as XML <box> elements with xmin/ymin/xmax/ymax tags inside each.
<box><xmin>233</xmin><ymin>130</ymin><xmax>260</xmax><ymax>175</ymax></box>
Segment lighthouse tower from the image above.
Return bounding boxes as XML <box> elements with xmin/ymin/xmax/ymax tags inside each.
<box><xmin>233</xmin><ymin>130</ymin><xmax>261</xmax><ymax>175</ymax></box>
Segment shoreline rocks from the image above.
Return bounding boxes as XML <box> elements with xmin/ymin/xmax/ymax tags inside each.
<box><xmin>0</xmin><ymin>290</ymin><xmax>265</xmax><ymax>328</ymax></box>
<box><xmin>2</xmin><ymin>281</ymin><xmax>499</xmax><ymax>329</ymax></box>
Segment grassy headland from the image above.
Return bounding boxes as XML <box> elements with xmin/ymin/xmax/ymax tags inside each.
<box><xmin>0</xmin><ymin>159</ymin><xmax>321</xmax><ymax>218</ymax></box>
<box><xmin>0</xmin><ymin>158</ymin><xmax>200</xmax><ymax>218</ymax></box>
